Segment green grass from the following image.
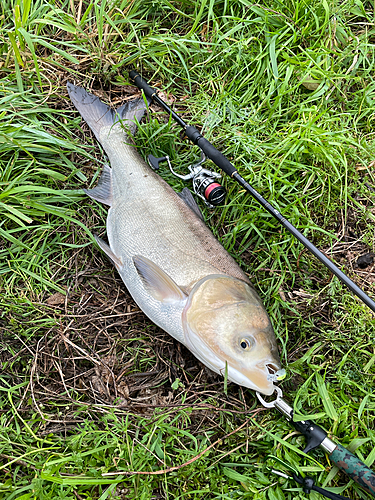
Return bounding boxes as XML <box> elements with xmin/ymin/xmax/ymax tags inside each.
<box><xmin>1</xmin><ymin>0</ymin><xmax>375</xmax><ymax>498</ymax></box>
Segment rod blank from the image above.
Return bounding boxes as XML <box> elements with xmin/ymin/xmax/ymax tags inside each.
<box><xmin>129</xmin><ymin>70</ymin><xmax>375</xmax><ymax>314</ymax></box>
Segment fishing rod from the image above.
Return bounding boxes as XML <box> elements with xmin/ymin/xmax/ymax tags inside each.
<box><xmin>129</xmin><ymin>71</ymin><xmax>375</xmax><ymax>498</ymax></box>
<box><xmin>129</xmin><ymin>70</ymin><xmax>375</xmax><ymax>315</ymax></box>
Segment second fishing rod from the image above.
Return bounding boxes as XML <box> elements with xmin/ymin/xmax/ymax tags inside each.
<box><xmin>129</xmin><ymin>69</ymin><xmax>375</xmax><ymax>315</ymax></box>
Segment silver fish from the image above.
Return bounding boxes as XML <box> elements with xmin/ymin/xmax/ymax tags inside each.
<box><xmin>67</xmin><ymin>83</ymin><xmax>285</xmax><ymax>395</ymax></box>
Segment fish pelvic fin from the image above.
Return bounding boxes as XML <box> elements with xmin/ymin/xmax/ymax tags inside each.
<box><xmin>133</xmin><ymin>255</ymin><xmax>187</xmax><ymax>304</ymax></box>
<box><xmin>94</xmin><ymin>235</ymin><xmax>123</xmax><ymax>270</ymax></box>
<box><xmin>84</xmin><ymin>164</ymin><xmax>113</xmax><ymax>206</ymax></box>
<box><xmin>67</xmin><ymin>82</ymin><xmax>148</xmax><ymax>142</ymax></box>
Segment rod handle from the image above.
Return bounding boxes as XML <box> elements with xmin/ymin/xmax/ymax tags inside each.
<box><xmin>185</xmin><ymin>126</ymin><xmax>237</xmax><ymax>176</ymax></box>
<box><xmin>329</xmin><ymin>444</ymin><xmax>375</xmax><ymax>497</ymax></box>
<box><xmin>129</xmin><ymin>71</ymin><xmax>156</xmax><ymax>100</ymax></box>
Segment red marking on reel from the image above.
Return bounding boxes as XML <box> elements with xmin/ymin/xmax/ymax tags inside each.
<box><xmin>204</xmin><ymin>182</ymin><xmax>226</xmax><ymax>205</ymax></box>
<box><xmin>205</xmin><ymin>183</ymin><xmax>221</xmax><ymax>198</ymax></box>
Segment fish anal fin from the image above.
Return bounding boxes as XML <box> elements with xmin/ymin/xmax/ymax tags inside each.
<box><xmin>178</xmin><ymin>187</ymin><xmax>204</xmax><ymax>221</ymax></box>
<box><xmin>84</xmin><ymin>164</ymin><xmax>113</xmax><ymax>206</ymax></box>
<box><xmin>133</xmin><ymin>255</ymin><xmax>186</xmax><ymax>304</ymax></box>
<box><xmin>94</xmin><ymin>235</ymin><xmax>122</xmax><ymax>270</ymax></box>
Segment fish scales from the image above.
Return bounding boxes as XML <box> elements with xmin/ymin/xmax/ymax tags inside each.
<box><xmin>68</xmin><ymin>82</ymin><xmax>285</xmax><ymax>395</ymax></box>
<box><xmin>102</xmin><ymin>127</ymin><xmax>250</xmax><ymax>290</ymax></box>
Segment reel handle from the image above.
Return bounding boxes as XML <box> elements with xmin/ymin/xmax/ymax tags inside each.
<box><xmin>329</xmin><ymin>444</ymin><xmax>375</xmax><ymax>497</ymax></box>
<box><xmin>129</xmin><ymin>72</ymin><xmax>237</xmax><ymax>178</ymax></box>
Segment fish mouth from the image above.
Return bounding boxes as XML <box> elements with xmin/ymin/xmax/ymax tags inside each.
<box><xmin>226</xmin><ymin>364</ymin><xmax>277</xmax><ymax>395</ymax></box>
<box><xmin>183</xmin><ymin>325</ymin><xmax>280</xmax><ymax>394</ymax></box>
<box><xmin>235</xmin><ymin>362</ymin><xmax>285</xmax><ymax>396</ymax></box>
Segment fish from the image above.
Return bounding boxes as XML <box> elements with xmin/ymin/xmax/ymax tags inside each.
<box><xmin>67</xmin><ymin>82</ymin><xmax>285</xmax><ymax>395</ymax></box>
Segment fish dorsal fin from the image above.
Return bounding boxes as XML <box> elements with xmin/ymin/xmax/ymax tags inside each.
<box><xmin>84</xmin><ymin>164</ymin><xmax>113</xmax><ymax>206</ymax></box>
<box><xmin>178</xmin><ymin>187</ymin><xmax>204</xmax><ymax>221</ymax></box>
<box><xmin>133</xmin><ymin>255</ymin><xmax>187</xmax><ymax>304</ymax></box>
<box><xmin>115</xmin><ymin>99</ymin><xmax>149</xmax><ymax>135</ymax></box>
<box><xmin>67</xmin><ymin>82</ymin><xmax>148</xmax><ymax>143</ymax></box>
<box><xmin>94</xmin><ymin>235</ymin><xmax>123</xmax><ymax>270</ymax></box>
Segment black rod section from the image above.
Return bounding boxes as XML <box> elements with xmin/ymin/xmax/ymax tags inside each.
<box><xmin>129</xmin><ymin>70</ymin><xmax>375</xmax><ymax>314</ymax></box>
<box><xmin>232</xmin><ymin>173</ymin><xmax>375</xmax><ymax>313</ymax></box>
<box><xmin>129</xmin><ymin>71</ymin><xmax>187</xmax><ymax>128</ymax></box>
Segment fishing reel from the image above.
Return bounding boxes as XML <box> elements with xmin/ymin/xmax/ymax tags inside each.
<box><xmin>147</xmin><ymin>152</ymin><xmax>226</xmax><ymax>207</ymax></box>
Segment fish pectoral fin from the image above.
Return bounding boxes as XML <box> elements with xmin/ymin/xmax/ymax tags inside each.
<box><xmin>133</xmin><ymin>255</ymin><xmax>186</xmax><ymax>304</ymax></box>
<box><xmin>94</xmin><ymin>235</ymin><xmax>123</xmax><ymax>270</ymax></box>
<box><xmin>84</xmin><ymin>164</ymin><xmax>113</xmax><ymax>206</ymax></box>
<box><xmin>178</xmin><ymin>187</ymin><xmax>204</xmax><ymax>221</ymax></box>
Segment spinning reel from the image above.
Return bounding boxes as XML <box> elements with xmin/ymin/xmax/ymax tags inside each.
<box><xmin>147</xmin><ymin>152</ymin><xmax>226</xmax><ymax>207</ymax></box>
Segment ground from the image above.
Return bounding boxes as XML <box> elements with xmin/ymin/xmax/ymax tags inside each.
<box><xmin>0</xmin><ymin>1</ymin><xmax>375</xmax><ymax>499</ymax></box>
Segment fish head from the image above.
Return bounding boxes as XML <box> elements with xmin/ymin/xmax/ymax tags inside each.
<box><xmin>182</xmin><ymin>275</ymin><xmax>284</xmax><ymax>395</ymax></box>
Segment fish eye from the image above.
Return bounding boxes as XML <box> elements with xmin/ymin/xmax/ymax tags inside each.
<box><xmin>240</xmin><ymin>338</ymin><xmax>253</xmax><ymax>350</ymax></box>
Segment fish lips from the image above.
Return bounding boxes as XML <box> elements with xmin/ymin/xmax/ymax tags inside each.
<box><xmin>181</xmin><ymin>275</ymin><xmax>281</xmax><ymax>396</ymax></box>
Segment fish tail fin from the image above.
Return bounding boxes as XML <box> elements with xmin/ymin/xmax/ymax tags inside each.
<box><xmin>67</xmin><ymin>82</ymin><xmax>148</xmax><ymax>143</ymax></box>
